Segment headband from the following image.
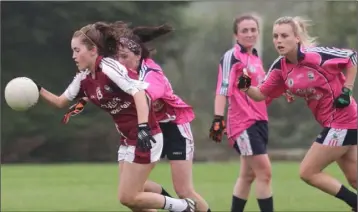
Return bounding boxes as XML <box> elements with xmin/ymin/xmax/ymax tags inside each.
<box><xmin>80</xmin><ymin>26</ymin><xmax>96</xmax><ymax>47</ymax></box>
<box><xmin>119</xmin><ymin>37</ymin><xmax>141</xmax><ymax>54</ymax></box>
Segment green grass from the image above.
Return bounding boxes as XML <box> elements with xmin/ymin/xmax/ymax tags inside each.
<box><xmin>1</xmin><ymin>162</ymin><xmax>350</xmax><ymax>211</ymax></box>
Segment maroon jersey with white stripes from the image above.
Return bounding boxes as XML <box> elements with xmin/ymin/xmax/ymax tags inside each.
<box><xmin>63</xmin><ymin>56</ymin><xmax>161</xmax><ymax>145</ymax></box>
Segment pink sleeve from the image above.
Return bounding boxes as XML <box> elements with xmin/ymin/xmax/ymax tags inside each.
<box><xmin>259</xmin><ymin>66</ymin><xmax>286</xmax><ymax>99</ymax></box>
<box><xmin>309</xmin><ymin>47</ymin><xmax>357</xmax><ymax>73</ymax></box>
<box><xmin>143</xmin><ymin>71</ymin><xmax>166</xmax><ymax>101</ymax></box>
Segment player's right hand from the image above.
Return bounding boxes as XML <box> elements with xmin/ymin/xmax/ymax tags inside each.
<box><xmin>237</xmin><ymin>68</ymin><xmax>251</xmax><ymax>91</ymax></box>
<box><xmin>137</xmin><ymin>123</ymin><xmax>157</xmax><ymax>151</ymax></box>
<box><xmin>62</xmin><ymin>99</ymin><xmax>87</xmax><ymax>124</ymax></box>
<box><xmin>209</xmin><ymin>115</ymin><xmax>226</xmax><ymax>143</ymax></box>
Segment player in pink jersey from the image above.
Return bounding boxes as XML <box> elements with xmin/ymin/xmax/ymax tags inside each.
<box><xmin>116</xmin><ymin>22</ymin><xmax>210</xmax><ymax>212</ymax></box>
<box><xmin>209</xmin><ymin>14</ymin><xmax>274</xmax><ymax>212</ymax></box>
<box><xmin>34</xmin><ymin>22</ymin><xmax>195</xmax><ymax>212</ymax></box>
<box><xmin>238</xmin><ymin>16</ymin><xmax>357</xmax><ymax>211</ymax></box>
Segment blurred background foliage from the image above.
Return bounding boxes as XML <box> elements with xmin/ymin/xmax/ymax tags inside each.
<box><xmin>1</xmin><ymin>1</ymin><xmax>357</xmax><ymax>163</ymax></box>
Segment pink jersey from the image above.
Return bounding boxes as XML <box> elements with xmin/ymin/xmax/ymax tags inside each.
<box><xmin>63</xmin><ymin>56</ymin><xmax>162</xmax><ymax>146</ymax></box>
<box><xmin>260</xmin><ymin>46</ymin><xmax>357</xmax><ymax>129</ymax></box>
<box><xmin>128</xmin><ymin>58</ymin><xmax>195</xmax><ymax>124</ymax></box>
<box><xmin>216</xmin><ymin>43</ymin><xmax>268</xmax><ymax>142</ymax></box>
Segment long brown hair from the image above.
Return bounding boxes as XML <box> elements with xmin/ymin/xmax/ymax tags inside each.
<box><xmin>111</xmin><ymin>21</ymin><xmax>174</xmax><ymax>58</ymax></box>
<box><xmin>72</xmin><ymin>21</ymin><xmax>118</xmax><ymax>57</ymax></box>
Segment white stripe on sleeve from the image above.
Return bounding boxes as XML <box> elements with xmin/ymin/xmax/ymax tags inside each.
<box><xmin>262</xmin><ymin>56</ymin><xmax>283</xmax><ymax>82</ymax></box>
<box><xmin>219</xmin><ymin>49</ymin><xmax>234</xmax><ymax>95</ymax></box>
<box><xmin>306</xmin><ymin>47</ymin><xmax>355</xmax><ymax>58</ymax></box>
<box><xmin>101</xmin><ymin>57</ymin><xmax>149</xmax><ymax>96</ymax></box>
<box><xmin>350</xmin><ymin>51</ymin><xmax>357</xmax><ymax>66</ymax></box>
<box><xmin>63</xmin><ymin>70</ymin><xmax>89</xmax><ymax>101</ymax></box>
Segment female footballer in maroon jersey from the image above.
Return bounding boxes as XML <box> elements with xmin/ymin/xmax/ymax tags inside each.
<box><xmin>35</xmin><ymin>22</ymin><xmax>195</xmax><ymax>212</ymax></box>
<box><xmin>62</xmin><ymin>21</ymin><xmax>208</xmax><ymax>212</ymax></box>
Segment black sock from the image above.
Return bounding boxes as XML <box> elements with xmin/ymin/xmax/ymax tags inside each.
<box><xmin>160</xmin><ymin>187</ymin><xmax>172</xmax><ymax>197</ymax></box>
<box><xmin>257</xmin><ymin>196</ymin><xmax>273</xmax><ymax>212</ymax></box>
<box><xmin>231</xmin><ymin>195</ymin><xmax>247</xmax><ymax>212</ymax></box>
<box><xmin>335</xmin><ymin>185</ymin><xmax>357</xmax><ymax>209</ymax></box>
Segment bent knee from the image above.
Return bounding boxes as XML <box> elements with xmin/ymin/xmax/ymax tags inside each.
<box><xmin>299</xmin><ymin>166</ymin><xmax>317</xmax><ymax>183</ymax></box>
<box><xmin>347</xmin><ymin>177</ymin><xmax>357</xmax><ymax>189</ymax></box>
<box><xmin>118</xmin><ymin>193</ymin><xmax>137</xmax><ymax>208</ymax></box>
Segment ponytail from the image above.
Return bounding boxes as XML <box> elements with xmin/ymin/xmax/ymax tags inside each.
<box><xmin>132</xmin><ymin>24</ymin><xmax>174</xmax><ymax>43</ymax></box>
<box><xmin>292</xmin><ymin>16</ymin><xmax>317</xmax><ymax>47</ymax></box>
<box><xmin>111</xmin><ymin>21</ymin><xmax>174</xmax><ymax>58</ymax></box>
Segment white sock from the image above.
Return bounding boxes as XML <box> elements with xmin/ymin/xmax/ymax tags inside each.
<box><xmin>163</xmin><ymin>196</ymin><xmax>188</xmax><ymax>212</ymax></box>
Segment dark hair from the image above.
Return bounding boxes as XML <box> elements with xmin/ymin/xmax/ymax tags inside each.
<box><xmin>133</xmin><ymin>24</ymin><xmax>173</xmax><ymax>43</ymax></box>
<box><xmin>111</xmin><ymin>21</ymin><xmax>174</xmax><ymax>58</ymax></box>
<box><xmin>233</xmin><ymin>14</ymin><xmax>260</xmax><ymax>34</ymax></box>
<box><xmin>72</xmin><ymin>21</ymin><xmax>118</xmax><ymax>57</ymax></box>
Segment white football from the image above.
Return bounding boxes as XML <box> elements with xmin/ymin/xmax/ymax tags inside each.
<box><xmin>4</xmin><ymin>77</ymin><xmax>40</xmax><ymax>111</ymax></box>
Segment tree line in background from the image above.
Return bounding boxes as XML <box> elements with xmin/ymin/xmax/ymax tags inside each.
<box><xmin>1</xmin><ymin>1</ymin><xmax>357</xmax><ymax>163</ymax></box>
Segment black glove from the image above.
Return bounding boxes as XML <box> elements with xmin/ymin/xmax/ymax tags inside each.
<box><xmin>237</xmin><ymin>69</ymin><xmax>252</xmax><ymax>91</ymax></box>
<box><xmin>32</xmin><ymin>80</ymin><xmax>42</xmax><ymax>91</ymax></box>
<box><xmin>36</xmin><ymin>84</ymin><xmax>42</xmax><ymax>91</ymax></box>
<box><xmin>209</xmin><ymin>115</ymin><xmax>226</xmax><ymax>143</ymax></box>
<box><xmin>62</xmin><ymin>99</ymin><xmax>87</xmax><ymax>124</ymax></box>
<box><xmin>334</xmin><ymin>87</ymin><xmax>352</xmax><ymax>108</ymax></box>
<box><xmin>137</xmin><ymin>123</ymin><xmax>157</xmax><ymax>151</ymax></box>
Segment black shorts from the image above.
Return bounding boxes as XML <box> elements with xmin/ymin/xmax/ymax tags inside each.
<box><xmin>315</xmin><ymin>127</ymin><xmax>357</xmax><ymax>146</ymax></box>
<box><xmin>233</xmin><ymin>120</ymin><xmax>268</xmax><ymax>156</ymax></box>
<box><xmin>159</xmin><ymin>122</ymin><xmax>194</xmax><ymax>160</ymax></box>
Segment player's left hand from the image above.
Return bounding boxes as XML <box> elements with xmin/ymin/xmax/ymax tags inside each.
<box><xmin>334</xmin><ymin>87</ymin><xmax>352</xmax><ymax>108</ymax></box>
<box><xmin>137</xmin><ymin>123</ymin><xmax>157</xmax><ymax>151</ymax></box>
<box><xmin>237</xmin><ymin>68</ymin><xmax>251</xmax><ymax>91</ymax></box>
<box><xmin>62</xmin><ymin>99</ymin><xmax>87</xmax><ymax>124</ymax></box>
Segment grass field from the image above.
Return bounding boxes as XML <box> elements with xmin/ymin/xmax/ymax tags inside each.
<box><xmin>1</xmin><ymin>161</ymin><xmax>350</xmax><ymax>211</ymax></box>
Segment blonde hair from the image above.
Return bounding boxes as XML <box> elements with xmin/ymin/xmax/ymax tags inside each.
<box><xmin>274</xmin><ymin>16</ymin><xmax>317</xmax><ymax>47</ymax></box>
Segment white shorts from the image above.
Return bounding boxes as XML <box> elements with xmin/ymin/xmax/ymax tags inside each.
<box><xmin>117</xmin><ymin>133</ymin><xmax>164</xmax><ymax>164</ymax></box>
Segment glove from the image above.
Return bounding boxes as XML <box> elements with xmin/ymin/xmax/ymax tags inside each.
<box><xmin>62</xmin><ymin>99</ymin><xmax>87</xmax><ymax>124</ymax></box>
<box><xmin>237</xmin><ymin>68</ymin><xmax>252</xmax><ymax>91</ymax></box>
<box><xmin>334</xmin><ymin>87</ymin><xmax>352</xmax><ymax>108</ymax></box>
<box><xmin>137</xmin><ymin>123</ymin><xmax>157</xmax><ymax>151</ymax></box>
<box><xmin>36</xmin><ymin>84</ymin><xmax>42</xmax><ymax>91</ymax></box>
<box><xmin>209</xmin><ymin>115</ymin><xmax>226</xmax><ymax>143</ymax></box>
<box><xmin>283</xmin><ymin>91</ymin><xmax>295</xmax><ymax>103</ymax></box>
<box><xmin>32</xmin><ymin>80</ymin><xmax>42</xmax><ymax>91</ymax></box>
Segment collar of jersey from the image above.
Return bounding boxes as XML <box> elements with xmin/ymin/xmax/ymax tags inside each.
<box><xmin>95</xmin><ymin>56</ymin><xmax>104</xmax><ymax>72</ymax></box>
<box><xmin>235</xmin><ymin>41</ymin><xmax>258</xmax><ymax>56</ymax></box>
<box><xmin>137</xmin><ymin>58</ymin><xmax>144</xmax><ymax>73</ymax></box>
<box><xmin>285</xmin><ymin>43</ymin><xmax>305</xmax><ymax>64</ymax></box>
